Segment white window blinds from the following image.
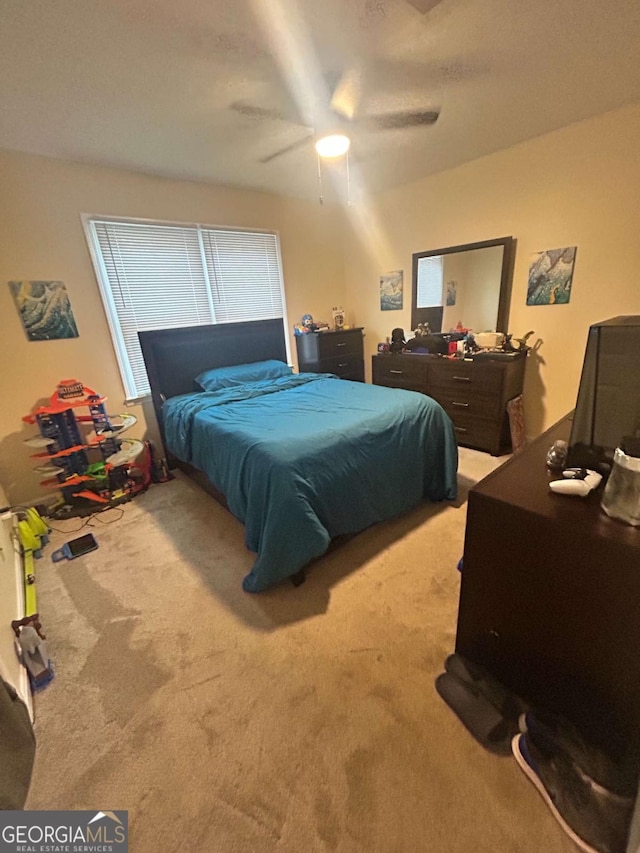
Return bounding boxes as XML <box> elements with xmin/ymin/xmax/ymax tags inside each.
<box><xmin>86</xmin><ymin>218</ymin><xmax>286</xmax><ymax>400</ymax></box>
<box><xmin>201</xmin><ymin>229</ymin><xmax>284</xmax><ymax>323</ymax></box>
<box><xmin>416</xmin><ymin>255</ymin><xmax>444</xmax><ymax>307</ymax></box>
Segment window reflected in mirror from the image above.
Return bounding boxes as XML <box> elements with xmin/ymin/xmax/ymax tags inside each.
<box><xmin>412</xmin><ymin>237</ymin><xmax>514</xmax><ymax>335</ymax></box>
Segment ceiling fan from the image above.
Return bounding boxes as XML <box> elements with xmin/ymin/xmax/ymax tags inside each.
<box><xmin>231</xmin><ymin>66</ymin><xmax>441</xmax><ymax>164</ymax></box>
<box><xmin>231</xmin><ymin>0</ymin><xmax>447</xmax><ymax>164</ymax></box>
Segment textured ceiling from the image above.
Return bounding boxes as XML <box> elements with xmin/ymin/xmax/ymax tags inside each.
<box><xmin>1</xmin><ymin>0</ymin><xmax>640</xmax><ymax>202</ymax></box>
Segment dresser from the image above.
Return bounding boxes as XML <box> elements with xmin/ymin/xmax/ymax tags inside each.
<box><xmin>455</xmin><ymin>415</ymin><xmax>640</xmax><ymax>754</ymax></box>
<box><xmin>372</xmin><ymin>352</ymin><xmax>526</xmax><ymax>455</ymax></box>
<box><xmin>296</xmin><ymin>328</ymin><xmax>365</xmax><ymax>382</ymax></box>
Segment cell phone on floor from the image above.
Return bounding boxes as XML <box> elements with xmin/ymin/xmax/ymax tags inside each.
<box><xmin>52</xmin><ymin>533</ymin><xmax>99</xmax><ymax>562</ymax></box>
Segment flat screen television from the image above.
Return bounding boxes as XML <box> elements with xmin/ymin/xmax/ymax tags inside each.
<box><xmin>567</xmin><ymin>316</ymin><xmax>640</xmax><ymax>471</ymax></box>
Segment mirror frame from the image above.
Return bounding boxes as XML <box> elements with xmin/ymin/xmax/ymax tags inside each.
<box><xmin>411</xmin><ymin>236</ymin><xmax>515</xmax><ymax>334</ymax></box>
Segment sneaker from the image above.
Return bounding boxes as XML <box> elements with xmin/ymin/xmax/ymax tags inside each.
<box><xmin>445</xmin><ymin>654</ymin><xmax>528</xmax><ymax>723</ymax></box>
<box><xmin>436</xmin><ymin>671</ymin><xmax>514</xmax><ymax>755</ymax></box>
<box><xmin>522</xmin><ymin>709</ymin><xmax>638</xmax><ymax>803</ymax></box>
<box><xmin>512</xmin><ymin>733</ymin><xmax>633</xmax><ymax>853</ymax></box>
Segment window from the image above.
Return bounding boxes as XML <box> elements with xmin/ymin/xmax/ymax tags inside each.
<box><xmin>84</xmin><ymin>216</ymin><xmax>288</xmax><ymax>400</ymax></box>
<box><xmin>416</xmin><ymin>255</ymin><xmax>443</xmax><ymax>308</ymax></box>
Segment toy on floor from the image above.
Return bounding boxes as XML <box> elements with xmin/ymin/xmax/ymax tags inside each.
<box><xmin>11</xmin><ymin>507</ymin><xmax>54</xmax><ymax>690</ymax></box>
<box><xmin>15</xmin><ymin>506</ymin><xmax>50</xmax><ymax>617</ymax></box>
<box><xmin>51</xmin><ymin>532</ymin><xmax>98</xmax><ymax>562</ymax></box>
<box><xmin>23</xmin><ymin>379</ymin><xmax>151</xmax><ymax>516</ymax></box>
<box><xmin>11</xmin><ymin>614</ymin><xmax>54</xmax><ymax>691</ymax></box>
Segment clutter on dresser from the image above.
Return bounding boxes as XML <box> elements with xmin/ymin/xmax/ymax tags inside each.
<box><xmin>389</xmin><ymin>327</ymin><xmax>406</xmax><ymax>353</ymax></box>
<box><xmin>503</xmin><ymin>330</ymin><xmax>535</xmax><ymax>353</ymax></box>
<box><xmin>545</xmin><ymin>439</ymin><xmax>569</xmax><ymax>471</ymax></box>
<box><xmin>600</xmin><ymin>438</ymin><xmax>640</xmax><ymax>527</ymax></box>
<box><xmin>293</xmin><ymin>313</ymin><xmax>331</xmax><ymax>335</ymax></box>
<box><xmin>380</xmin><ymin>322</ymin><xmax>534</xmax><ymax>361</ymax></box>
<box><xmin>548</xmin><ymin>467</ymin><xmax>603</xmax><ymax>497</ymax></box>
<box><xmin>474</xmin><ymin>331</ymin><xmax>504</xmax><ymax>349</ymax></box>
<box><xmin>331</xmin><ymin>306</ymin><xmax>345</xmax><ymax>330</ymax></box>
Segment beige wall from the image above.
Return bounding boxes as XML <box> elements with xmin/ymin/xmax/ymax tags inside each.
<box><xmin>3</xmin><ymin>100</ymin><xmax>640</xmax><ymax>504</ymax></box>
<box><xmin>344</xmin><ymin>102</ymin><xmax>640</xmax><ymax>438</ymax></box>
<box><xmin>0</xmin><ymin>149</ymin><xmax>346</xmax><ymax>504</ymax></box>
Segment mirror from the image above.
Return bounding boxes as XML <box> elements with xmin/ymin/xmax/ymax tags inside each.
<box><xmin>411</xmin><ymin>236</ymin><xmax>515</xmax><ymax>335</ymax></box>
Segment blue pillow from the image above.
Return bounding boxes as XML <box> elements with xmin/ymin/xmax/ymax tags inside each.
<box><xmin>194</xmin><ymin>359</ymin><xmax>292</xmax><ymax>391</ymax></box>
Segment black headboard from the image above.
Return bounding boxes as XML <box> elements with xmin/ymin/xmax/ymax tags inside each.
<box><xmin>139</xmin><ymin>318</ymin><xmax>288</xmax><ymax>457</ymax></box>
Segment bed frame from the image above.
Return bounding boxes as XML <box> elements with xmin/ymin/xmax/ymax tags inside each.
<box><xmin>138</xmin><ymin>318</ymin><xmax>288</xmax><ymax>465</ymax></box>
<box><xmin>138</xmin><ymin>319</ymin><xmax>455</xmax><ymax>591</ymax></box>
<box><xmin>138</xmin><ymin>318</ymin><xmax>349</xmax><ymax>586</ymax></box>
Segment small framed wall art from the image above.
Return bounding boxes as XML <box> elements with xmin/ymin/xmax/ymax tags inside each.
<box><xmin>9</xmin><ymin>280</ymin><xmax>79</xmax><ymax>340</ymax></box>
<box><xmin>380</xmin><ymin>270</ymin><xmax>403</xmax><ymax>311</ymax></box>
<box><xmin>526</xmin><ymin>247</ymin><xmax>577</xmax><ymax>305</ymax></box>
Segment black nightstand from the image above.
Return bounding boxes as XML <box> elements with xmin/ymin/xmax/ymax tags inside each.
<box><xmin>296</xmin><ymin>328</ymin><xmax>365</xmax><ymax>382</ymax></box>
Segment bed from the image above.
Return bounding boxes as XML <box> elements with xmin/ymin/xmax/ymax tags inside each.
<box><xmin>139</xmin><ymin>320</ymin><xmax>458</xmax><ymax>593</ymax></box>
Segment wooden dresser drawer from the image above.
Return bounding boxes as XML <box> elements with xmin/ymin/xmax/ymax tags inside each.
<box><xmin>372</xmin><ymin>355</ymin><xmax>429</xmax><ymax>393</ymax></box>
<box><xmin>428</xmin><ymin>360</ymin><xmax>504</xmax><ymax>396</ymax></box>
<box><xmin>324</xmin><ymin>354</ymin><xmax>365</xmax><ymax>381</ymax></box>
<box><xmin>447</xmin><ymin>404</ymin><xmax>512</xmax><ymax>454</ymax></box>
<box><xmin>317</xmin><ymin>330</ymin><xmax>362</xmax><ymax>359</ymax></box>
<box><xmin>443</xmin><ymin>406</ymin><xmax>497</xmax><ymax>437</ymax></box>
<box><xmin>434</xmin><ymin>390</ymin><xmax>503</xmax><ymax>420</ymax></box>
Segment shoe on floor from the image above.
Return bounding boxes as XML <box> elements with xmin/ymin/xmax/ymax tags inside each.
<box><xmin>445</xmin><ymin>653</ymin><xmax>528</xmax><ymax>724</ymax></box>
<box><xmin>512</xmin><ymin>733</ymin><xmax>633</xmax><ymax>853</ymax></box>
<box><xmin>522</xmin><ymin>708</ymin><xmax>639</xmax><ymax>803</ymax></box>
<box><xmin>435</xmin><ymin>671</ymin><xmax>516</xmax><ymax>756</ymax></box>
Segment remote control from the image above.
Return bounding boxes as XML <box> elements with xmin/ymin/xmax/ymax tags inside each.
<box><xmin>549</xmin><ymin>469</ymin><xmax>602</xmax><ymax>497</ymax></box>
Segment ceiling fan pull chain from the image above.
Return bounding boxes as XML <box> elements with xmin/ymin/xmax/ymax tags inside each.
<box><xmin>317</xmin><ymin>152</ymin><xmax>324</xmax><ymax>205</ymax></box>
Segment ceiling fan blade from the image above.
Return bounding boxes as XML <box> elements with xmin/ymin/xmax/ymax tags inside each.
<box><xmin>405</xmin><ymin>0</ymin><xmax>444</xmax><ymax>13</ymax></box>
<box><xmin>259</xmin><ymin>132</ymin><xmax>315</xmax><ymax>164</ymax></box>
<box><xmin>329</xmin><ymin>67</ymin><xmax>363</xmax><ymax>121</ymax></box>
<box><xmin>231</xmin><ymin>102</ymin><xmax>305</xmax><ymax>125</ymax></box>
<box><xmin>358</xmin><ymin>109</ymin><xmax>440</xmax><ymax>130</ymax></box>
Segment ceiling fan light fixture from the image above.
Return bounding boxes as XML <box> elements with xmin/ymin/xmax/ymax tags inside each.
<box><xmin>315</xmin><ymin>133</ymin><xmax>350</xmax><ymax>158</ymax></box>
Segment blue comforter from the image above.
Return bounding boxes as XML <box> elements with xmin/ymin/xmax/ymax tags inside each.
<box><xmin>163</xmin><ymin>374</ymin><xmax>458</xmax><ymax>592</ymax></box>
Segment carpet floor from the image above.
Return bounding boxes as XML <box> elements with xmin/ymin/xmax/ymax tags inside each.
<box><xmin>26</xmin><ymin>447</ymin><xmax>575</xmax><ymax>853</ymax></box>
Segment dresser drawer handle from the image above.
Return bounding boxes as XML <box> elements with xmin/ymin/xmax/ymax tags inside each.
<box><xmin>338</xmin><ymin>362</ymin><xmax>348</xmax><ymax>367</ymax></box>
<box><xmin>455</xmin><ymin>426</ymin><xmax>468</xmax><ymax>433</ymax></box>
<box><xmin>452</xmin><ymin>401</ymin><xmax>469</xmax><ymax>408</ymax></box>
<box><xmin>336</xmin><ymin>342</ymin><xmax>347</xmax><ymax>347</ymax></box>
<box><xmin>390</xmin><ymin>369</ymin><xmax>403</xmax><ymax>375</ymax></box>
<box><xmin>453</xmin><ymin>375</ymin><xmax>471</xmax><ymax>382</ymax></box>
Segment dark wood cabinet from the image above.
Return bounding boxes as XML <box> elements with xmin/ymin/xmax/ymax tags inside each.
<box><xmin>371</xmin><ymin>353</ymin><xmax>430</xmax><ymax>393</ymax></box>
<box><xmin>372</xmin><ymin>352</ymin><xmax>526</xmax><ymax>455</ymax></box>
<box><xmin>455</xmin><ymin>415</ymin><xmax>640</xmax><ymax>752</ymax></box>
<box><xmin>296</xmin><ymin>328</ymin><xmax>365</xmax><ymax>382</ymax></box>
